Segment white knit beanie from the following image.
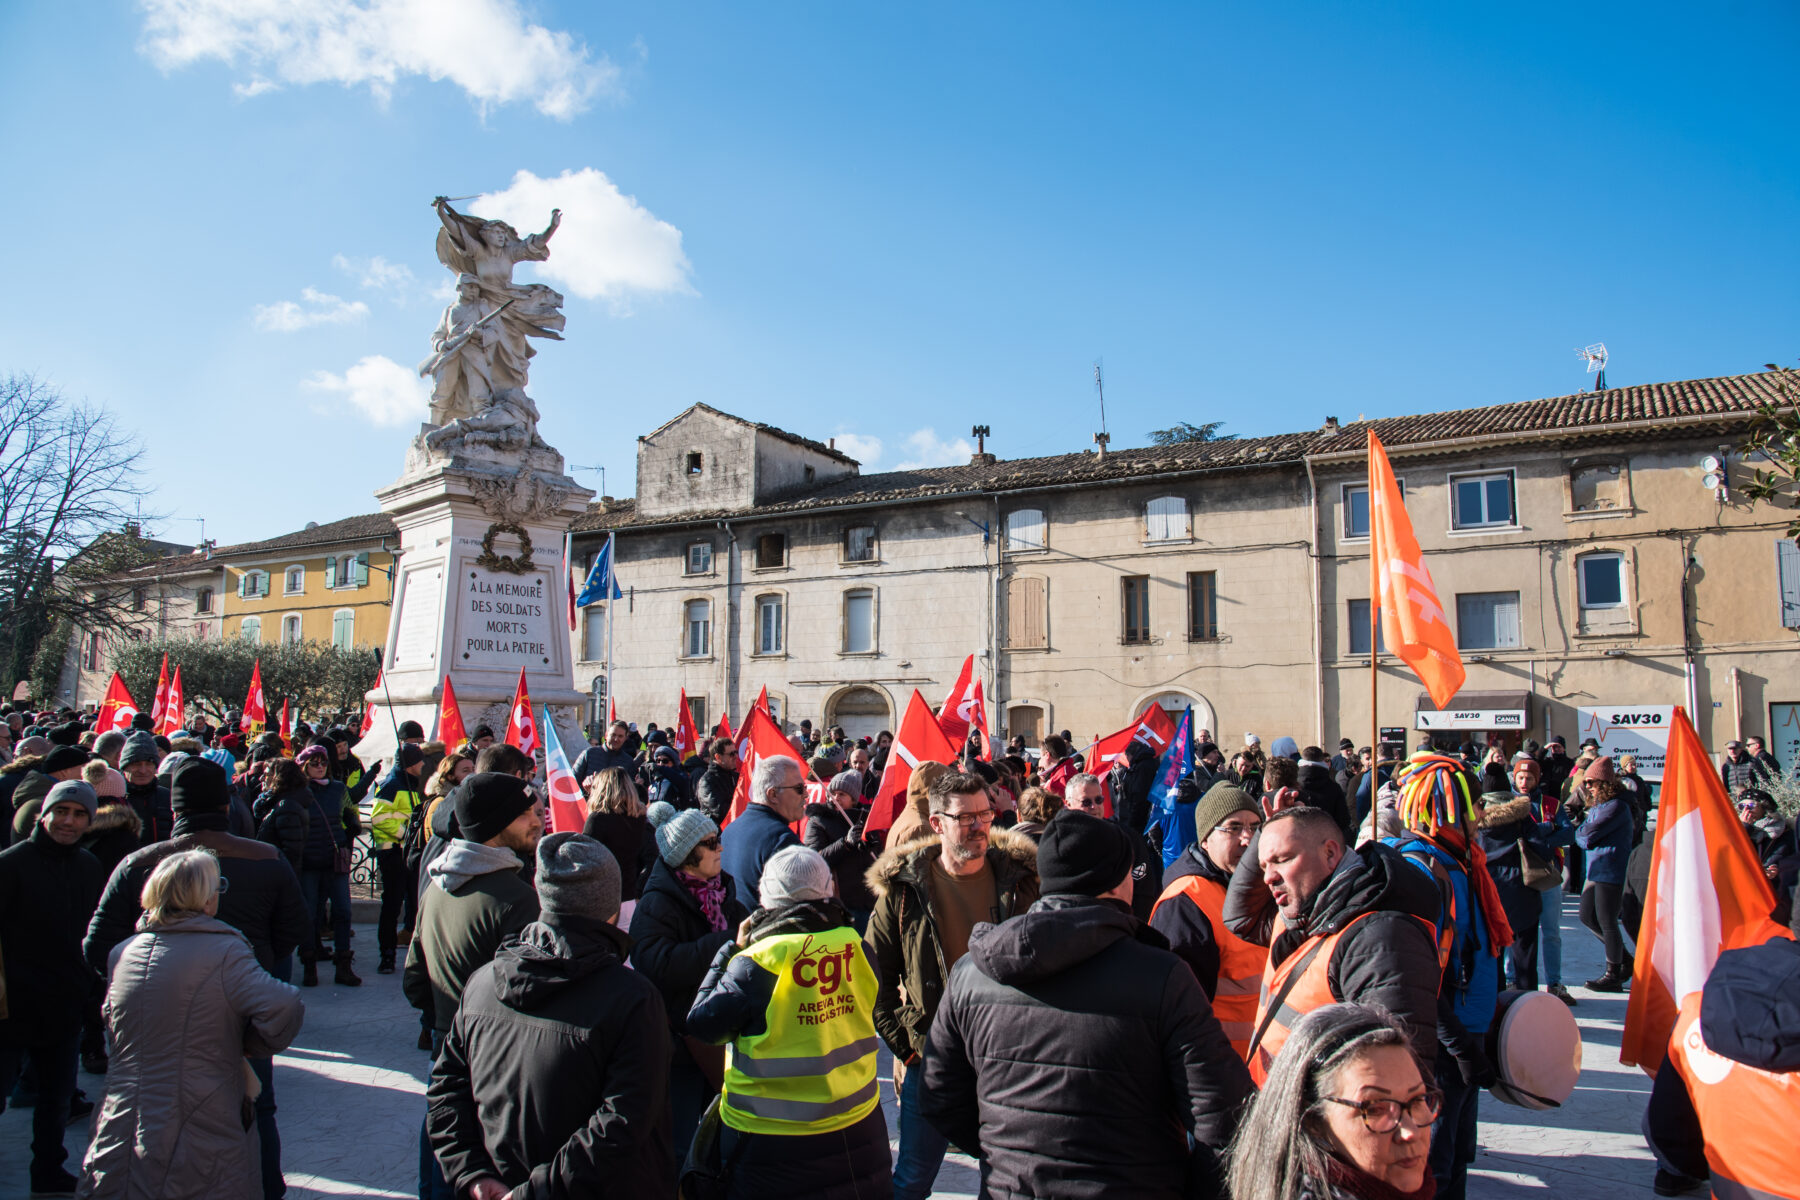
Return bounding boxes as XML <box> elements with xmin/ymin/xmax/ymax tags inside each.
<box><xmin>758</xmin><ymin>845</ymin><xmax>832</xmax><ymax>909</ymax></box>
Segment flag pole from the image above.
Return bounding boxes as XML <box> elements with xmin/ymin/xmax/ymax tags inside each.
<box><xmin>1369</xmin><ymin>440</ymin><xmax>1379</xmax><ymax>773</ymax></box>
<box><xmin>605</xmin><ymin>531</ymin><xmax>616</xmax><ymax>728</ymax></box>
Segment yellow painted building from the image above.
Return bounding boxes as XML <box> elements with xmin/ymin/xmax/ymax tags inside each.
<box><xmin>220</xmin><ymin>513</ymin><xmax>399</xmax><ymax>649</ymax></box>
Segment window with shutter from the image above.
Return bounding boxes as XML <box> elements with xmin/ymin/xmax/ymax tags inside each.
<box><xmin>1777</xmin><ymin>539</ymin><xmax>1800</xmax><ymax>629</ymax></box>
<box><xmin>324</xmin><ymin>556</ymin><xmax>337</xmax><ymax>589</ymax></box>
<box><xmin>757</xmin><ymin>594</ymin><xmax>785</xmax><ymax>655</ymax></box>
<box><xmin>1004</xmin><ymin>509</ymin><xmax>1046</xmax><ymax>553</ymax></box>
<box><xmin>332</xmin><ymin>610</ymin><xmax>355</xmax><ymax>649</ymax></box>
<box><xmin>843</xmin><ymin>590</ymin><xmax>875</xmax><ymax>654</ymax></box>
<box><xmin>582</xmin><ymin>609</ymin><xmax>606</xmax><ymax>660</ymax></box>
<box><xmin>1456</xmin><ymin>591</ymin><xmax>1522</xmax><ymax>649</ymax></box>
<box><xmin>1145</xmin><ymin>497</ymin><xmax>1188</xmax><ymax>542</ymax></box>
<box><xmin>1004</xmin><ymin>576</ymin><xmax>1047</xmax><ymax>649</ymax></box>
<box><xmin>1187</xmin><ymin>571</ymin><xmax>1218</xmax><ymax>640</ymax></box>
<box><xmin>1121</xmin><ymin>576</ymin><xmax>1151</xmax><ymax>644</ymax></box>
<box><xmin>355</xmin><ymin>552</ymin><xmax>370</xmax><ymax>587</ymax></box>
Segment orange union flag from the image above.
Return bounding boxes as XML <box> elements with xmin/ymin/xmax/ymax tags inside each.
<box><xmin>1369</xmin><ymin>431</ymin><xmax>1464</xmax><ymax>709</ymax></box>
<box><xmin>1620</xmin><ymin>707</ymin><xmax>1792</xmax><ymax>1072</ymax></box>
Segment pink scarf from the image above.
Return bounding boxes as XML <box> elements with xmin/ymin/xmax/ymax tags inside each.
<box><xmin>679</xmin><ymin>870</ymin><xmax>729</xmax><ymax>933</ymax></box>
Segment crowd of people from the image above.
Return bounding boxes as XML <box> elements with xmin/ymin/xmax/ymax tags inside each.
<box><xmin>0</xmin><ymin>699</ymin><xmax>1796</xmax><ymax>1199</ymax></box>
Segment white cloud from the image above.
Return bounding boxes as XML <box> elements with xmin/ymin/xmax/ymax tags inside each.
<box><xmin>830</xmin><ymin>433</ymin><xmax>883</xmax><ymax>467</ymax></box>
<box><xmin>894</xmin><ymin>429</ymin><xmax>975</xmax><ymax>471</ymax></box>
<box><xmin>472</xmin><ymin>168</ymin><xmax>693</xmax><ymax>309</ymax></box>
<box><xmin>253</xmin><ymin>287</ymin><xmax>369</xmax><ymax>332</ymax></box>
<box><xmin>304</xmin><ymin>355</ymin><xmax>428</xmax><ymax>426</ymax></box>
<box><xmin>138</xmin><ymin>0</ymin><xmax>621</xmax><ymax>119</ymax></box>
<box><xmin>333</xmin><ymin>254</ymin><xmax>416</xmax><ymax>292</ymax></box>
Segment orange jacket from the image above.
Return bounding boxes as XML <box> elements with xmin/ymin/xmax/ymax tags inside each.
<box><xmin>1152</xmin><ymin>872</ymin><xmax>1268</xmax><ymax>1057</ymax></box>
<box><xmin>1668</xmin><ymin>993</ymin><xmax>1800</xmax><ymax>1200</ymax></box>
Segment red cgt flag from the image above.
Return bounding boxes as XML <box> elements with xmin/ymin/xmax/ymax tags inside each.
<box><xmin>867</xmin><ymin>689</ymin><xmax>960</xmax><ymax>833</ymax></box>
<box><xmin>241</xmin><ymin>660</ymin><xmax>267</xmax><ymax>734</ymax></box>
<box><xmin>149</xmin><ymin>653</ymin><xmax>170</xmax><ymax>730</ymax></box>
<box><xmin>724</xmin><ymin>706</ymin><xmax>803</xmax><ymax>826</ymax></box>
<box><xmin>715</xmin><ymin>708</ymin><xmax>734</xmax><ymax>742</ymax></box>
<box><xmin>1086</xmin><ymin>706</ymin><xmax>1179</xmax><ymax>818</ymax></box>
<box><xmin>160</xmin><ymin>665</ymin><xmax>185</xmax><ymax>736</ymax></box>
<box><xmin>673</xmin><ymin>689</ymin><xmax>701</xmax><ymax>759</ymax></box>
<box><xmin>95</xmin><ymin>673</ymin><xmax>140</xmax><ymax>735</ymax></box>
<box><xmin>505</xmin><ymin>667</ymin><xmax>539</xmax><ymax>759</ymax></box>
<box><xmin>936</xmin><ymin>654</ymin><xmax>978</xmax><ymax>745</ymax></box>
<box><xmin>753</xmin><ymin>685</ymin><xmax>770</xmax><ymax>719</ymax></box>
<box><xmin>1369</xmin><ymin>431</ymin><xmax>1465</xmax><ymax>709</ymax></box>
<box><xmin>1620</xmin><ymin>707</ymin><xmax>1793</xmax><ymax>1072</ymax></box>
<box><xmin>438</xmin><ymin>675</ymin><xmax>468</xmax><ymax>751</ymax></box>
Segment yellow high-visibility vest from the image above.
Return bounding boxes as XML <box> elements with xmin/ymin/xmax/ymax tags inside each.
<box><xmin>720</xmin><ymin>927</ymin><xmax>880</xmax><ymax>1136</ymax></box>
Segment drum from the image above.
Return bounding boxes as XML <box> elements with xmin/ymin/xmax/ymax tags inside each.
<box><xmin>1485</xmin><ymin>988</ymin><xmax>1582</xmax><ymax>1110</ymax></box>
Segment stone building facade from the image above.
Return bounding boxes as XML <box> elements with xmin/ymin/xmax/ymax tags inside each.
<box><xmin>573</xmin><ymin>372</ymin><xmax>1800</xmax><ymax>757</ymax></box>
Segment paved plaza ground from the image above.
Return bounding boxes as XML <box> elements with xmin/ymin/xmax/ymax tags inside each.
<box><xmin>2</xmin><ymin>895</ymin><xmax>1656</xmax><ymax>1199</ymax></box>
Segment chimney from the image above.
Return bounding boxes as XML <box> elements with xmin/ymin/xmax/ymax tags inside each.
<box><xmin>1323</xmin><ymin>416</ymin><xmax>1339</xmax><ymax>436</ymax></box>
<box><xmin>828</xmin><ymin>437</ymin><xmax>835</xmax><ymax>450</ymax></box>
<box><xmin>969</xmin><ymin>423</ymin><xmax>996</xmax><ymax>466</ymax></box>
<box><xmin>124</xmin><ymin>521</ymin><xmax>141</xmax><ymax>538</ymax></box>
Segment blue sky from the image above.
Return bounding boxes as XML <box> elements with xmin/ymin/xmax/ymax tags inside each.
<box><xmin>3</xmin><ymin>1</ymin><xmax>1796</xmax><ymax>546</ymax></box>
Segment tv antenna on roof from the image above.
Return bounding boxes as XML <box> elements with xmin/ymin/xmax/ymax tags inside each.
<box><xmin>1577</xmin><ymin>343</ymin><xmax>1608</xmax><ymax>392</ymax></box>
<box><xmin>1093</xmin><ymin>362</ymin><xmax>1108</xmax><ymax>438</ymax></box>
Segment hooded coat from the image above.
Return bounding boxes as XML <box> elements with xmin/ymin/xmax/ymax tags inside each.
<box><xmin>919</xmin><ymin>894</ymin><xmax>1252</xmax><ymax>1200</ymax></box>
<box><xmin>694</xmin><ymin>763</ymin><xmax>740</xmax><ymax>826</ymax></box>
<box><xmin>403</xmin><ymin>840</ymin><xmax>541</xmax><ymax>1033</ymax></box>
<box><xmin>0</xmin><ymin>825</ymin><xmax>105</xmax><ymax>1044</ymax></box>
<box><xmin>864</xmin><ymin>826</ymin><xmax>1040</xmax><ymax>1063</ymax></box>
<box><xmin>82</xmin><ymin>802</ymin><xmax>144</xmax><ymax>879</ymax></box>
<box><xmin>1222</xmin><ymin>836</ymin><xmax>1443</xmax><ymax>1068</ymax></box>
<box><xmin>427</xmin><ymin>917</ymin><xmax>675</xmax><ymax>1200</ymax></box>
<box><xmin>628</xmin><ymin>857</ymin><xmax>750</xmax><ymax>1036</ymax></box>
<box><xmin>78</xmin><ymin>915</ymin><xmax>305</xmax><ymax>1200</ymax></box>
<box><xmin>1111</xmin><ymin>741</ymin><xmax>1160</xmax><ymax>838</ymax></box>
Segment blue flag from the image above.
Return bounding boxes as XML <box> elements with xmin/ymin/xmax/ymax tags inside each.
<box><xmin>1146</xmin><ymin>707</ymin><xmax>1195</xmax><ymax>868</ymax></box>
<box><xmin>576</xmin><ymin>534</ymin><xmax>624</xmax><ymax>607</ymax></box>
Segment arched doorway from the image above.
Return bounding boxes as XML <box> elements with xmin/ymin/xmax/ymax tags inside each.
<box><xmin>1135</xmin><ymin>690</ymin><xmax>1215</xmax><ymax>744</ymax></box>
<box><xmin>827</xmin><ymin>686</ymin><xmax>892</xmax><ymax>742</ymax></box>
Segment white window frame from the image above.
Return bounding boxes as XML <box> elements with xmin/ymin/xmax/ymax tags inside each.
<box><xmin>283</xmin><ymin>565</ymin><xmax>305</xmax><ymax>595</ymax></box>
<box><xmin>1455</xmin><ymin>591</ymin><xmax>1522</xmax><ymax>650</ymax></box>
<box><xmin>581</xmin><ymin>607</ymin><xmax>607</xmax><ymax>662</ymax></box>
<box><xmin>686</xmin><ymin>541</ymin><xmax>713</xmax><ymax>576</ymax></box>
<box><xmin>683</xmin><ymin>598</ymin><xmax>712</xmax><ymax>659</ymax></box>
<box><xmin>1004</xmin><ymin>508</ymin><xmax>1046</xmax><ymax>554</ymax></box>
<box><xmin>1448</xmin><ymin>470</ymin><xmax>1518</xmax><ymax>531</ymax></box>
<box><xmin>842</xmin><ymin>588</ymin><xmax>877</xmax><ymax>655</ymax></box>
<box><xmin>1144</xmin><ymin>496</ymin><xmax>1190</xmax><ymax>543</ymax></box>
<box><xmin>241</xmin><ymin>569</ymin><xmax>269</xmax><ymax>599</ymax></box>
<box><xmin>1577</xmin><ymin>551</ymin><xmax>1627</xmax><ymax>610</ymax></box>
<box><xmin>281</xmin><ymin>613</ymin><xmax>303</xmax><ymax>645</ymax></box>
<box><xmin>240</xmin><ymin>616</ymin><xmax>262</xmax><ymax>644</ymax></box>
<box><xmin>1341</xmin><ymin>480</ymin><xmax>1405</xmax><ymax>541</ymax></box>
<box><xmin>1346</xmin><ymin>598</ymin><xmax>1384</xmax><ymax>656</ymax></box>
<box><xmin>755</xmin><ymin>593</ymin><xmax>785</xmax><ymax>656</ymax></box>
<box><xmin>331</xmin><ymin>608</ymin><xmax>355</xmax><ymax>650</ymax></box>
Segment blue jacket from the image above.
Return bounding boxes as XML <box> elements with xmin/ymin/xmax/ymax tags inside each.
<box><xmin>1575</xmin><ymin>797</ymin><xmax>1634</xmax><ymax>886</ymax></box>
<box><xmin>719</xmin><ymin>802</ymin><xmax>800</xmax><ymax>912</ymax></box>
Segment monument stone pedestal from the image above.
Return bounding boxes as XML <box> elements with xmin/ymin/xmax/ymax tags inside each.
<box><xmin>356</xmin><ymin>451</ymin><xmax>594</xmax><ymax>767</ymax></box>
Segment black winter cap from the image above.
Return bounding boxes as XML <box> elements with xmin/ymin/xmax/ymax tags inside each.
<box><xmin>42</xmin><ymin>746</ymin><xmax>91</xmax><ymax>774</ymax></box>
<box><xmin>47</xmin><ymin>721</ymin><xmax>83</xmax><ymax>747</ymax></box>
<box><xmin>1037</xmin><ymin>809</ymin><xmax>1134</xmax><ymax>898</ymax></box>
<box><xmin>170</xmin><ymin>756</ymin><xmax>231</xmax><ymax>814</ymax></box>
<box><xmin>454</xmin><ymin>772</ymin><xmax>536</xmax><ymax>844</ymax></box>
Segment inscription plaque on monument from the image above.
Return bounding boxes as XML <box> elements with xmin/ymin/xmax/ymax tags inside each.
<box><xmin>391</xmin><ymin>567</ymin><xmax>443</xmax><ymax>670</ymax></box>
<box><xmin>456</xmin><ymin>564</ymin><xmax>555</xmax><ymax>667</ymax></box>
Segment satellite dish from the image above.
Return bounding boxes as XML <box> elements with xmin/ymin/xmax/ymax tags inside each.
<box><xmin>1702</xmin><ymin>455</ymin><xmax>1723</xmax><ymax>472</ymax></box>
<box><xmin>1703</xmin><ymin>471</ymin><xmax>1724</xmax><ymax>489</ymax></box>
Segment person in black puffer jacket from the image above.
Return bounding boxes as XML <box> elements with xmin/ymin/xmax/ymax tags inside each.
<box><xmin>629</xmin><ymin>804</ymin><xmax>748</xmax><ymax>1160</ymax></box>
<box><xmin>428</xmin><ymin>834</ymin><xmax>675</xmax><ymax>1200</ymax></box>
<box><xmin>920</xmin><ymin>811</ymin><xmax>1252</xmax><ymax>1200</ymax></box>
<box><xmin>1109</xmin><ymin>739</ymin><xmax>1159</xmax><ymax>839</ymax></box>
<box><xmin>803</xmin><ymin>770</ymin><xmax>876</xmax><ymax>927</ymax></box>
<box><xmin>694</xmin><ymin>739</ymin><xmax>741</xmax><ymax>826</ymax></box>
<box><xmin>298</xmin><ymin>744</ymin><xmax>361</xmax><ymax>987</ymax></box>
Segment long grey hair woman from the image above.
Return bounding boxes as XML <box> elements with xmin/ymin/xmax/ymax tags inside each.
<box><xmin>1228</xmin><ymin>1004</ymin><xmax>1439</xmax><ymax>1200</ymax></box>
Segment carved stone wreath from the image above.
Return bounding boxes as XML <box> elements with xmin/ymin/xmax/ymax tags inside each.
<box><xmin>477</xmin><ymin>521</ymin><xmax>535</xmax><ymax>574</ymax></box>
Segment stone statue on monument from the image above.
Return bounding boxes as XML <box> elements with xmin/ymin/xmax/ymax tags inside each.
<box><xmin>411</xmin><ymin>197</ymin><xmax>567</xmax><ymax>468</ymax></box>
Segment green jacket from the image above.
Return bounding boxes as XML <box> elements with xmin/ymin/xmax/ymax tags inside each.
<box><xmin>865</xmin><ymin>825</ymin><xmax>1039</xmax><ymax>1062</ymax></box>
<box><xmin>403</xmin><ymin>840</ymin><xmax>540</xmax><ymax>1032</ymax></box>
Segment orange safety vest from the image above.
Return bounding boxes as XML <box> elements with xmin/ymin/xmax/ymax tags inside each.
<box><xmin>1668</xmin><ymin>993</ymin><xmax>1800</xmax><ymax>1200</ymax></box>
<box><xmin>1151</xmin><ymin>873</ymin><xmax>1269</xmax><ymax>1057</ymax></box>
<box><xmin>1246</xmin><ymin>913</ymin><xmax>1371</xmax><ymax>1084</ymax></box>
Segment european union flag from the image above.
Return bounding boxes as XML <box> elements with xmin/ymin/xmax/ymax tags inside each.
<box><xmin>577</xmin><ymin>534</ymin><xmax>624</xmax><ymax>607</ymax></box>
<box><xmin>1146</xmin><ymin>707</ymin><xmax>1195</xmax><ymax>868</ymax></box>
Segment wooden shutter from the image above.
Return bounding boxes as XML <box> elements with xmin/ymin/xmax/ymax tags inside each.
<box><xmin>1005</xmin><ymin>576</ymin><xmax>1046</xmax><ymax>648</ymax></box>
<box><xmin>324</xmin><ymin>556</ymin><xmax>337</xmax><ymax>589</ymax></box>
<box><xmin>355</xmin><ymin>552</ymin><xmax>370</xmax><ymax>587</ymax></box>
<box><xmin>1146</xmin><ymin>496</ymin><xmax>1186</xmax><ymax>540</ymax></box>
<box><xmin>1778</xmin><ymin>539</ymin><xmax>1800</xmax><ymax>629</ymax></box>
<box><xmin>1006</xmin><ymin>509</ymin><xmax>1045</xmax><ymax>552</ymax></box>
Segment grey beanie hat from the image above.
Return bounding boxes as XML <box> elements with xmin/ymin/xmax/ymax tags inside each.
<box><xmin>535</xmin><ymin>833</ymin><xmax>622</xmax><ymax>921</ymax></box>
<box><xmin>828</xmin><ymin>769</ymin><xmax>863</xmax><ymax>798</ymax></box>
<box><xmin>758</xmin><ymin>845</ymin><xmax>832</xmax><ymax>909</ymax></box>
<box><xmin>120</xmin><ymin>732</ymin><xmax>160</xmax><ymax>768</ymax></box>
<box><xmin>647</xmin><ymin>801</ymin><xmax>718</xmax><ymax>867</ymax></box>
<box><xmin>45</xmin><ymin>780</ymin><xmax>99</xmax><ymax>820</ymax></box>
